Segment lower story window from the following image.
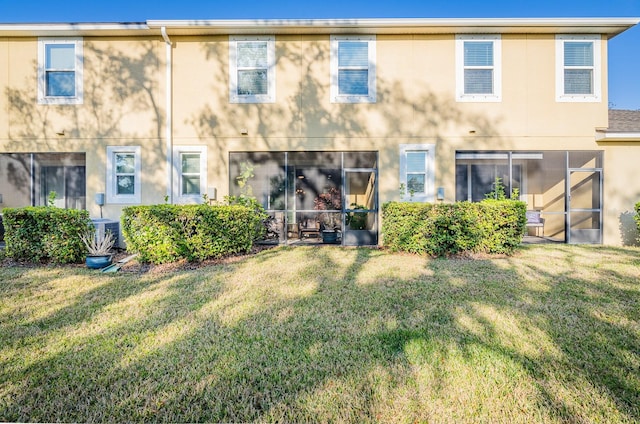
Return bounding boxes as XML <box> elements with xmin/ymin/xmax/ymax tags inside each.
<box><xmin>106</xmin><ymin>146</ymin><xmax>141</xmax><ymax>204</ymax></box>
<box><xmin>399</xmin><ymin>144</ymin><xmax>435</xmax><ymax>202</ymax></box>
<box><xmin>173</xmin><ymin>146</ymin><xmax>207</xmax><ymax>203</ymax></box>
<box><xmin>406</xmin><ymin>151</ymin><xmax>427</xmax><ymax>195</ymax></box>
<box><xmin>181</xmin><ymin>153</ymin><xmax>202</xmax><ymax>195</ymax></box>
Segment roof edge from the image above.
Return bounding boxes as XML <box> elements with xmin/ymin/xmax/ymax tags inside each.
<box><xmin>596</xmin><ymin>132</ymin><xmax>640</xmax><ymax>141</ymax></box>
<box><xmin>148</xmin><ymin>17</ymin><xmax>640</xmax><ymax>37</ymax></box>
<box><xmin>0</xmin><ymin>17</ymin><xmax>637</xmax><ymax>37</ymax></box>
<box><xmin>0</xmin><ymin>22</ymin><xmax>149</xmax><ymax>37</ymax></box>
<box><xmin>148</xmin><ymin>17</ymin><xmax>640</xmax><ymax>26</ymax></box>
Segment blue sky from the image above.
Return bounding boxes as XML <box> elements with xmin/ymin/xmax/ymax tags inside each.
<box><xmin>2</xmin><ymin>0</ymin><xmax>639</xmax><ymax>109</ymax></box>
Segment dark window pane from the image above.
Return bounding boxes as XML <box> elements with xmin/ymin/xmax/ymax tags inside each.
<box><xmin>46</xmin><ymin>71</ymin><xmax>75</xmax><ymax>97</ymax></box>
<box><xmin>229</xmin><ymin>152</ymin><xmax>286</xmax><ymax>210</ymax></box>
<box><xmin>237</xmin><ymin>42</ymin><xmax>268</xmax><ymax>67</ymax></box>
<box><xmin>569</xmin><ymin>151</ymin><xmax>602</xmax><ymax>169</ymax></box>
<box><xmin>115</xmin><ymin>154</ymin><xmax>135</xmax><ymax>174</ymax></box>
<box><xmin>407</xmin><ymin>174</ymin><xmax>425</xmax><ymax>194</ymax></box>
<box><xmin>456</xmin><ymin>164</ymin><xmax>469</xmax><ymax>201</ymax></box>
<box><xmin>406</xmin><ymin>152</ymin><xmax>426</xmax><ymax>173</ymax></box>
<box><xmin>182</xmin><ymin>176</ymin><xmax>200</xmax><ymax>195</ymax></box>
<box><xmin>116</xmin><ymin>176</ymin><xmax>135</xmax><ymax>195</ymax></box>
<box><xmin>45</xmin><ymin>44</ymin><xmax>75</xmax><ymax>68</ymax></box>
<box><xmin>564</xmin><ymin>42</ymin><xmax>593</xmax><ymax>66</ymax></box>
<box><xmin>464</xmin><ymin>69</ymin><xmax>493</xmax><ymax>94</ymax></box>
<box><xmin>182</xmin><ymin>153</ymin><xmax>200</xmax><ymax>173</ymax></box>
<box><xmin>343</xmin><ymin>151</ymin><xmax>377</xmax><ymax>168</ymax></box>
<box><xmin>238</xmin><ymin>69</ymin><xmax>268</xmax><ymax>95</ymax></box>
<box><xmin>338</xmin><ymin>69</ymin><xmax>368</xmax><ymax>95</ymax></box>
<box><xmin>564</xmin><ymin>69</ymin><xmax>592</xmax><ymax>94</ymax></box>
<box><xmin>464</xmin><ymin>41</ymin><xmax>493</xmax><ymax>66</ymax></box>
<box><xmin>338</xmin><ymin>42</ymin><xmax>368</xmax><ymax>67</ymax></box>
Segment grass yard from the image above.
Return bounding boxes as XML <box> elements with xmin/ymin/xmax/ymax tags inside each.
<box><xmin>1</xmin><ymin>244</ymin><xmax>639</xmax><ymax>422</ymax></box>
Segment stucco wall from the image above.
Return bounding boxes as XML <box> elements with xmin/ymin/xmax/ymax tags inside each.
<box><xmin>2</xmin><ymin>31</ymin><xmax>636</xmax><ymax>245</ymax></box>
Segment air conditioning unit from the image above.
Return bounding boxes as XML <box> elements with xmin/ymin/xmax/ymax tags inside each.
<box><xmin>90</xmin><ymin>218</ymin><xmax>120</xmax><ymax>248</ymax></box>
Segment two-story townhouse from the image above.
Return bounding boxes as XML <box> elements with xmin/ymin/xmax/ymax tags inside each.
<box><xmin>1</xmin><ymin>18</ymin><xmax>639</xmax><ymax>246</ymax></box>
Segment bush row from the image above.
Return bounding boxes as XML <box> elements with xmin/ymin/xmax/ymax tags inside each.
<box><xmin>382</xmin><ymin>200</ymin><xmax>527</xmax><ymax>256</ymax></box>
<box><xmin>2</xmin><ymin>207</ymin><xmax>90</xmax><ymax>263</ymax></box>
<box><xmin>122</xmin><ymin>203</ymin><xmax>266</xmax><ymax>264</ymax></box>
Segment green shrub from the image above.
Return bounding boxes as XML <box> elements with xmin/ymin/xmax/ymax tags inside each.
<box><xmin>476</xmin><ymin>200</ymin><xmax>528</xmax><ymax>254</ymax></box>
<box><xmin>122</xmin><ymin>203</ymin><xmax>266</xmax><ymax>264</ymax></box>
<box><xmin>382</xmin><ymin>200</ymin><xmax>526</xmax><ymax>257</ymax></box>
<box><xmin>635</xmin><ymin>202</ymin><xmax>640</xmax><ymax>243</ymax></box>
<box><xmin>3</xmin><ymin>207</ymin><xmax>90</xmax><ymax>264</ymax></box>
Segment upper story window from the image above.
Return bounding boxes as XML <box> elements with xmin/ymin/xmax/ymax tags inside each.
<box><xmin>106</xmin><ymin>146</ymin><xmax>141</xmax><ymax>204</ymax></box>
<box><xmin>556</xmin><ymin>35</ymin><xmax>601</xmax><ymax>102</ymax></box>
<box><xmin>330</xmin><ymin>35</ymin><xmax>376</xmax><ymax>103</ymax></box>
<box><xmin>456</xmin><ymin>35</ymin><xmax>502</xmax><ymax>102</ymax></box>
<box><xmin>37</xmin><ymin>38</ymin><xmax>83</xmax><ymax>105</ymax></box>
<box><xmin>229</xmin><ymin>35</ymin><xmax>276</xmax><ymax>103</ymax></box>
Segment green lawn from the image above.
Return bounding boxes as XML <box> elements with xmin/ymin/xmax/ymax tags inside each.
<box><xmin>1</xmin><ymin>245</ymin><xmax>639</xmax><ymax>422</ymax></box>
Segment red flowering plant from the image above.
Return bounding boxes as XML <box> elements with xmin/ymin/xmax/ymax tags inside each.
<box><xmin>313</xmin><ymin>187</ymin><xmax>342</xmax><ymax>230</ymax></box>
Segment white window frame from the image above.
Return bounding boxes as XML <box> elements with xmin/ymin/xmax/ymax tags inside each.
<box><xmin>330</xmin><ymin>35</ymin><xmax>377</xmax><ymax>103</ymax></box>
<box><xmin>172</xmin><ymin>146</ymin><xmax>207</xmax><ymax>204</ymax></box>
<box><xmin>106</xmin><ymin>146</ymin><xmax>141</xmax><ymax>204</ymax></box>
<box><xmin>37</xmin><ymin>37</ymin><xmax>83</xmax><ymax>105</ymax></box>
<box><xmin>399</xmin><ymin>144</ymin><xmax>436</xmax><ymax>202</ymax></box>
<box><xmin>556</xmin><ymin>35</ymin><xmax>601</xmax><ymax>102</ymax></box>
<box><xmin>229</xmin><ymin>35</ymin><xmax>276</xmax><ymax>103</ymax></box>
<box><xmin>455</xmin><ymin>35</ymin><xmax>502</xmax><ymax>102</ymax></box>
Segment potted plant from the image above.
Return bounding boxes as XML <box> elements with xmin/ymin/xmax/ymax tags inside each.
<box><xmin>313</xmin><ymin>187</ymin><xmax>342</xmax><ymax>243</ymax></box>
<box><xmin>81</xmin><ymin>230</ymin><xmax>115</xmax><ymax>269</ymax></box>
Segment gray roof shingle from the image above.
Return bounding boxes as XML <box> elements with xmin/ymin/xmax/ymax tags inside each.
<box><xmin>608</xmin><ymin>109</ymin><xmax>640</xmax><ymax>132</ymax></box>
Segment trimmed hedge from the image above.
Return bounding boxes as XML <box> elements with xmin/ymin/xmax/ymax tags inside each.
<box><xmin>2</xmin><ymin>207</ymin><xmax>90</xmax><ymax>264</ymax></box>
<box><xmin>122</xmin><ymin>204</ymin><xmax>266</xmax><ymax>264</ymax></box>
<box><xmin>382</xmin><ymin>200</ymin><xmax>527</xmax><ymax>257</ymax></box>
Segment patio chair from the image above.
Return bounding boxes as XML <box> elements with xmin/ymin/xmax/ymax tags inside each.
<box><xmin>299</xmin><ymin>217</ymin><xmax>320</xmax><ymax>238</ymax></box>
<box><xmin>526</xmin><ymin>211</ymin><xmax>545</xmax><ymax>237</ymax></box>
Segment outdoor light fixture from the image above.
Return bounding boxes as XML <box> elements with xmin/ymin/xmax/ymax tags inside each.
<box><xmin>437</xmin><ymin>187</ymin><xmax>445</xmax><ymax>201</ymax></box>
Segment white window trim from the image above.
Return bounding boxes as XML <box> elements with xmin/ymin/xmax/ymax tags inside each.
<box><xmin>229</xmin><ymin>35</ymin><xmax>276</xmax><ymax>103</ymax></box>
<box><xmin>106</xmin><ymin>146</ymin><xmax>141</xmax><ymax>204</ymax></box>
<box><xmin>330</xmin><ymin>35</ymin><xmax>377</xmax><ymax>103</ymax></box>
<box><xmin>37</xmin><ymin>37</ymin><xmax>83</xmax><ymax>105</ymax></box>
<box><xmin>172</xmin><ymin>146</ymin><xmax>207</xmax><ymax>204</ymax></box>
<box><xmin>555</xmin><ymin>34</ymin><xmax>601</xmax><ymax>103</ymax></box>
<box><xmin>455</xmin><ymin>35</ymin><xmax>502</xmax><ymax>102</ymax></box>
<box><xmin>399</xmin><ymin>144</ymin><xmax>436</xmax><ymax>202</ymax></box>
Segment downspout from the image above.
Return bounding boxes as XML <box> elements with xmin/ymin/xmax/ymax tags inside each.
<box><xmin>161</xmin><ymin>26</ymin><xmax>173</xmax><ymax>202</ymax></box>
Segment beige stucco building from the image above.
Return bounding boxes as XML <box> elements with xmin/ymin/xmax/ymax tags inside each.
<box><xmin>1</xmin><ymin>18</ymin><xmax>639</xmax><ymax>246</ymax></box>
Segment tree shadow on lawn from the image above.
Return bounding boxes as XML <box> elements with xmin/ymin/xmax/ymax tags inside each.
<box><xmin>1</xmin><ymin>245</ymin><xmax>638</xmax><ymax>422</ymax></box>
